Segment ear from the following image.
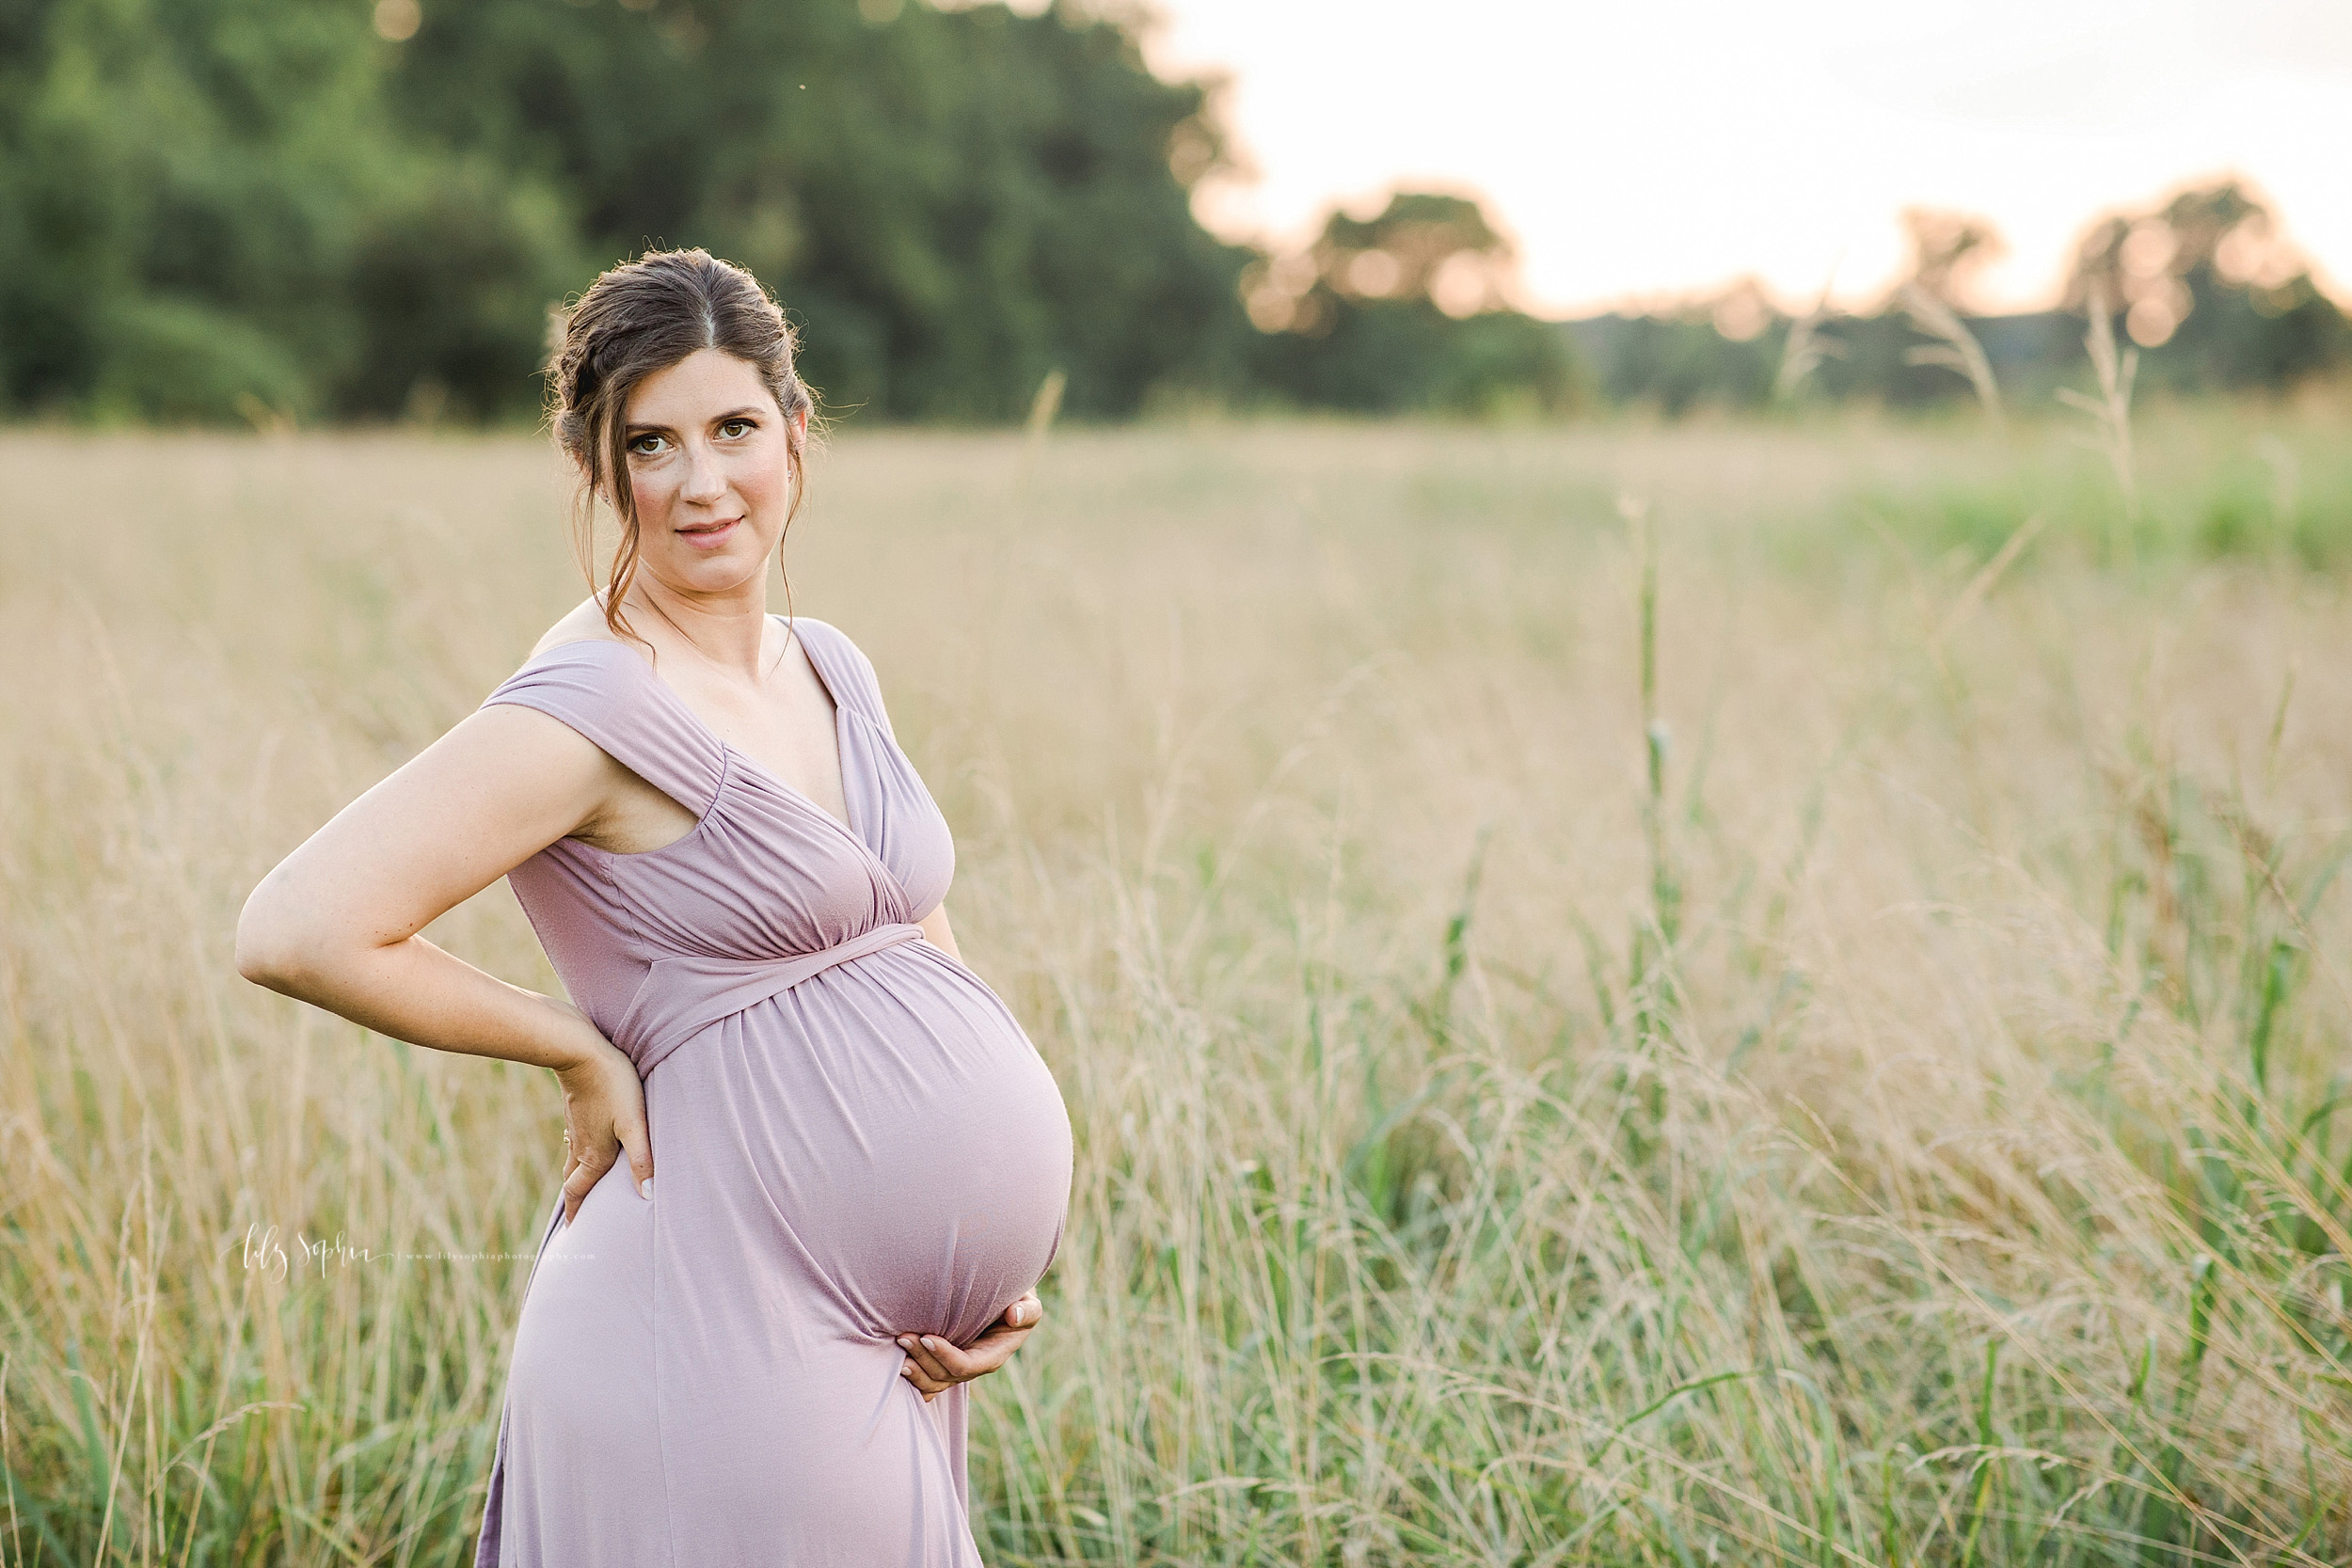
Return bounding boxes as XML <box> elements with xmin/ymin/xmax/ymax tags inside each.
<box><xmin>791</xmin><ymin>404</ymin><xmax>810</xmax><ymax>445</ymax></box>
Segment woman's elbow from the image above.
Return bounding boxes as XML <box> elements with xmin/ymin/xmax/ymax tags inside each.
<box><xmin>234</xmin><ymin>878</ymin><xmax>318</xmax><ymax>991</ymax></box>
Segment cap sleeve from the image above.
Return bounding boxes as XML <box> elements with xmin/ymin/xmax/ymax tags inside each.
<box><xmin>480</xmin><ymin>639</ymin><xmax>725</xmax><ymax>819</ymax></box>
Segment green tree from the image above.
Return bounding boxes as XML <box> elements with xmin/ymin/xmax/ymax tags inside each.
<box><xmin>0</xmin><ymin>0</ymin><xmax>580</xmax><ymax>421</ymax></box>
<box><xmin>1245</xmin><ymin>191</ymin><xmax>1581</xmax><ymax>416</ymax></box>
<box><xmin>0</xmin><ymin>0</ymin><xmax>1255</xmax><ymax>423</ymax></box>
<box><xmin>384</xmin><ymin>0</ymin><xmax>1252</xmax><ymax>420</ymax></box>
<box><xmin>2064</xmin><ymin>178</ymin><xmax>2349</xmax><ymax>391</ymax></box>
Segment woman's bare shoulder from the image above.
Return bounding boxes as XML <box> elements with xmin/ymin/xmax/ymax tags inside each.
<box><xmin>528</xmin><ymin>598</ymin><xmax>626</xmax><ymax>660</ymax></box>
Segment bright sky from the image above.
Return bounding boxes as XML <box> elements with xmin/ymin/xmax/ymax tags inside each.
<box><xmin>1129</xmin><ymin>0</ymin><xmax>2352</xmax><ymax>318</ymax></box>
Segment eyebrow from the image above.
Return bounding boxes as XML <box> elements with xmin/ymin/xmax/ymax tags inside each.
<box><xmin>623</xmin><ymin>406</ymin><xmax>766</xmax><ymax>435</ymax></box>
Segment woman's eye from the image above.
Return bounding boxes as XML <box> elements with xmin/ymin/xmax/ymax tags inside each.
<box><xmin>720</xmin><ymin>420</ymin><xmax>753</xmax><ymax>438</ymax></box>
<box><xmin>628</xmin><ymin>435</ymin><xmax>665</xmax><ymax>456</ymax></box>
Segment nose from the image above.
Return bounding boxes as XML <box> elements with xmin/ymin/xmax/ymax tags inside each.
<box><xmin>679</xmin><ymin>441</ymin><xmax>727</xmax><ymax>506</ymax></box>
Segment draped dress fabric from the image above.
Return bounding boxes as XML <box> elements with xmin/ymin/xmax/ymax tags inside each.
<box><xmin>469</xmin><ymin>616</ymin><xmax>1073</xmax><ymax>1567</ymax></box>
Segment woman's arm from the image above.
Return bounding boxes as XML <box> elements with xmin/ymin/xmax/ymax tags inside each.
<box><xmin>235</xmin><ymin>701</ymin><xmax>656</xmax><ymax>1218</ymax></box>
<box><xmin>916</xmin><ymin>900</ymin><xmax>961</xmax><ymax>962</ymax></box>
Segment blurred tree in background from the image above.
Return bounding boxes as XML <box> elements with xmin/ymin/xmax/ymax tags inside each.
<box><xmin>2063</xmin><ymin>179</ymin><xmax>2350</xmax><ymax>393</ymax></box>
<box><xmin>1565</xmin><ymin>284</ymin><xmax>1787</xmax><ymax>417</ymax></box>
<box><xmin>0</xmin><ymin>0</ymin><xmax>447</xmax><ymax>421</ymax></box>
<box><xmin>1899</xmin><ymin>208</ymin><xmax>2004</xmax><ymax>312</ymax></box>
<box><xmin>1238</xmin><ymin>192</ymin><xmax>1581</xmax><ymax>417</ymax></box>
<box><xmin>379</xmin><ymin>0</ymin><xmax>1254</xmax><ymax>420</ymax></box>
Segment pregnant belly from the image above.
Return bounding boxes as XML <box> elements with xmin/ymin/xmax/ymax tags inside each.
<box><xmin>648</xmin><ymin>943</ymin><xmax>1074</xmax><ymax>1350</ymax></box>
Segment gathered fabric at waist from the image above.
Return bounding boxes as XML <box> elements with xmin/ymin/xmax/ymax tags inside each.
<box><xmin>612</xmin><ymin>923</ymin><xmax>929</xmax><ymax>1076</ymax></box>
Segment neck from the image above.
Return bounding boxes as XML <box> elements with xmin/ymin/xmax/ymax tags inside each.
<box><xmin>619</xmin><ymin>575</ymin><xmax>773</xmax><ymax>680</ymax></box>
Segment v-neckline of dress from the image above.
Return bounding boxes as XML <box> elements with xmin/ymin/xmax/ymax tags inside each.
<box><xmin>620</xmin><ymin>618</ymin><xmax>864</xmax><ymax>849</ymax></box>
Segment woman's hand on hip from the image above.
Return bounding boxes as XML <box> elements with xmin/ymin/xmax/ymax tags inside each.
<box><xmin>896</xmin><ymin>1291</ymin><xmax>1044</xmax><ymax>1402</ymax></box>
<box><xmin>554</xmin><ymin>1023</ymin><xmax>653</xmax><ymax>1226</ymax></box>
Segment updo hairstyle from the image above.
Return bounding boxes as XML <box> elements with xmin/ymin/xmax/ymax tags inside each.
<box><xmin>546</xmin><ymin>247</ymin><xmax>819</xmax><ymax>641</ymax></box>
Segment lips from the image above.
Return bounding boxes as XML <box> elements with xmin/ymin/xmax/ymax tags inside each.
<box><xmin>677</xmin><ymin>517</ymin><xmax>740</xmax><ymax>550</ymax></box>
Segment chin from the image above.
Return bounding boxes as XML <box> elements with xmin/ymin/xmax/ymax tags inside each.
<box><xmin>659</xmin><ymin>548</ymin><xmax>770</xmax><ymax>594</ymax></box>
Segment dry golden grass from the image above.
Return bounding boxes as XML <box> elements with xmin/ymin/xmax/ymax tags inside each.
<box><xmin>3</xmin><ymin>407</ymin><xmax>2351</xmax><ymax>1565</ymax></box>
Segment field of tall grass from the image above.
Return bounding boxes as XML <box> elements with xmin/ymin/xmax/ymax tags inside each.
<box><xmin>5</xmin><ymin>399</ymin><xmax>2352</xmax><ymax>1566</ymax></box>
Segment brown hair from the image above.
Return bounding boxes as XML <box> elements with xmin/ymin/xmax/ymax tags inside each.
<box><xmin>545</xmin><ymin>247</ymin><xmax>819</xmax><ymax>642</ymax></box>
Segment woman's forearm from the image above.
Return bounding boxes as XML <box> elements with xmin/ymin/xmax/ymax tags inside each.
<box><xmin>230</xmin><ymin>701</ymin><xmax>628</xmax><ymax>1070</ymax></box>
<box><xmin>240</xmin><ymin>924</ymin><xmax>599</xmax><ymax>1071</ymax></box>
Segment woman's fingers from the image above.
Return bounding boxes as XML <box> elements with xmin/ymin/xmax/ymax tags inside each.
<box><xmin>898</xmin><ymin>1335</ymin><xmax>954</xmax><ymax>1388</ymax></box>
<box><xmin>553</xmin><ymin>1040</ymin><xmax>654</xmax><ymax>1224</ymax></box>
<box><xmin>898</xmin><ymin>1338</ymin><xmax>971</xmax><ymax>1402</ymax></box>
<box><xmin>946</xmin><ymin>1323</ymin><xmax>1031</xmax><ymax>1377</ymax></box>
<box><xmin>560</xmin><ymin>1139</ymin><xmax>610</xmax><ymax>1227</ymax></box>
<box><xmin>617</xmin><ymin>1110</ymin><xmax>654</xmax><ymax>1200</ymax></box>
<box><xmin>895</xmin><ymin>1294</ymin><xmax>1044</xmax><ymax>1400</ymax></box>
<box><xmin>904</xmin><ymin>1329</ymin><xmax>1019</xmax><ymax>1383</ymax></box>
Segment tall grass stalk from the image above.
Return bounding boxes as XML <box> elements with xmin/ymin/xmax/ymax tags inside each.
<box><xmin>2058</xmin><ymin>279</ymin><xmax>2142</xmax><ymax>544</ymax></box>
<box><xmin>1773</xmin><ymin>283</ymin><xmax>1841</xmax><ymax>402</ymax></box>
<box><xmin>1899</xmin><ymin>284</ymin><xmax>2004</xmax><ymax>429</ymax></box>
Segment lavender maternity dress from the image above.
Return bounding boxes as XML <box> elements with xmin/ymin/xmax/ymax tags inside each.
<box><xmin>469</xmin><ymin>616</ymin><xmax>1073</xmax><ymax>1567</ymax></box>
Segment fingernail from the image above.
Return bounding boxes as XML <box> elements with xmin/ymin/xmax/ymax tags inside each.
<box><xmin>641</xmin><ymin>1178</ymin><xmax>654</xmax><ymax>1201</ymax></box>
<box><xmin>923</xmin><ymin>1337</ymin><xmax>942</xmax><ymax>1350</ymax></box>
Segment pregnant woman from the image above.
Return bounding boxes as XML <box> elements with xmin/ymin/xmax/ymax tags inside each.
<box><xmin>235</xmin><ymin>248</ymin><xmax>1074</xmax><ymax>1565</ymax></box>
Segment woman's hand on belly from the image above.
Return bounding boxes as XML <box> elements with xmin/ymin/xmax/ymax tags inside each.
<box><xmin>895</xmin><ymin>1291</ymin><xmax>1043</xmax><ymax>1402</ymax></box>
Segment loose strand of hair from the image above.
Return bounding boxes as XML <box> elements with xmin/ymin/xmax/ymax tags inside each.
<box><xmin>598</xmin><ymin>407</ymin><xmax>648</xmax><ymax>652</ymax></box>
<box><xmin>775</xmin><ymin>441</ymin><xmax>804</xmax><ymax>643</ymax></box>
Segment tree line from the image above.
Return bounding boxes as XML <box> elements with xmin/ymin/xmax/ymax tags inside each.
<box><xmin>1570</xmin><ymin>182</ymin><xmax>2349</xmax><ymax>418</ymax></box>
<box><xmin>0</xmin><ymin>0</ymin><xmax>1572</xmax><ymax>425</ymax></box>
<box><xmin>0</xmin><ymin>0</ymin><xmax>2340</xmax><ymax>427</ymax></box>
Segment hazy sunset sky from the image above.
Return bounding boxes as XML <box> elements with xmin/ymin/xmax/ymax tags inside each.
<box><xmin>1130</xmin><ymin>0</ymin><xmax>2352</xmax><ymax>318</ymax></box>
